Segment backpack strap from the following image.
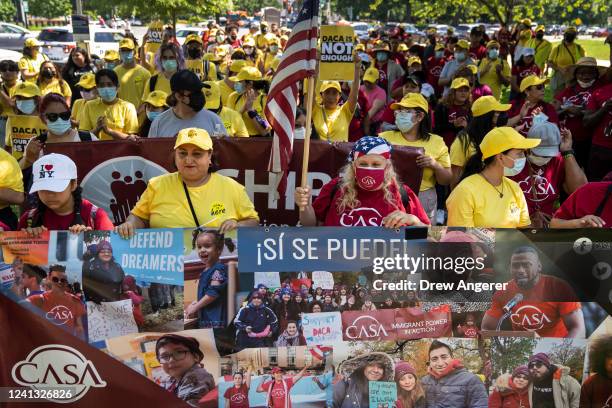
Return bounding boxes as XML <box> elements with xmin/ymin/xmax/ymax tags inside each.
<box><xmin>399</xmin><ymin>184</ymin><xmax>410</xmax><ymax>209</ymax></box>
<box><xmin>149</xmin><ymin>74</ymin><xmax>159</xmax><ymax>93</ymax></box>
<box><xmin>594</xmin><ymin>184</ymin><xmax>612</xmax><ymax>217</ymax></box>
<box><xmin>204</xmin><ymin>60</ymin><xmax>209</xmax><ymax>80</ymax></box>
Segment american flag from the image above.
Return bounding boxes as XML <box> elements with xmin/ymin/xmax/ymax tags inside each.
<box><xmin>265</xmin><ymin>0</ymin><xmax>319</xmax><ymax>197</ymax></box>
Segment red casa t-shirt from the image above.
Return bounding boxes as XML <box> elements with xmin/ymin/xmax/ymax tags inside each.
<box><xmin>469</xmin><ymin>45</ymin><xmax>487</xmax><ymax>61</ymax></box>
<box><xmin>510</xmin><ymin>155</ymin><xmax>565</xmax><ymax>217</ymax></box>
<box><xmin>224</xmin><ymin>384</ymin><xmax>249</xmax><ymax>408</ymax></box>
<box><xmin>426</xmin><ymin>56</ymin><xmax>447</xmax><ymax>95</ymax></box>
<box><xmin>586</xmin><ymin>83</ymin><xmax>612</xmax><ymax>148</ymax></box>
<box><xmin>28</xmin><ymin>291</ymin><xmax>85</xmax><ymax>335</ymax></box>
<box><xmin>554</xmin><ymin>182</ymin><xmax>612</xmax><ymax>226</ymax></box>
<box><xmin>18</xmin><ymin>199</ymin><xmax>114</xmax><ymax>231</ymax></box>
<box><xmin>262</xmin><ymin>378</ymin><xmax>294</xmax><ymax>408</ymax></box>
<box><xmin>509</xmin><ymin>99</ymin><xmax>559</xmax><ymax>135</ymax></box>
<box><xmin>554</xmin><ymin>84</ymin><xmax>598</xmax><ymax>142</ymax></box>
<box><xmin>486</xmin><ymin>275</ymin><xmax>580</xmax><ymax>337</ymax></box>
<box><xmin>511</xmin><ymin>64</ymin><xmax>541</xmax><ymax>88</ymax></box>
<box><xmin>312</xmin><ymin>178</ymin><xmax>430</xmax><ymax>226</ymax></box>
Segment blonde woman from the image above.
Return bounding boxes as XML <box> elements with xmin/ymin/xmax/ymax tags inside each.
<box><xmin>295</xmin><ymin>136</ymin><xmax>430</xmax><ymax>227</ymax></box>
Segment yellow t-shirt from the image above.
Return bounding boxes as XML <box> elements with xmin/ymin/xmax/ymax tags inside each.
<box><xmin>227</xmin><ymin>91</ymin><xmax>268</xmax><ymax>136</ymax></box>
<box><xmin>0</xmin><ymin>82</ymin><xmax>19</xmax><ymax>117</ymax></box>
<box><xmin>527</xmin><ymin>38</ymin><xmax>552</xmax><ymax>70</ymax></box>
<box><xmin>255</xmin><ymin>34</ymin><xmax>268</xmax><ymax>49</ymax></box>
<box><xmin>114</xmin><ymin>64</ymin><xmax>151</xmax><ymax>108</ymax></box>
<box><xmin>0</xmin><ymin>148</ymin><xmax>24</xmax><ymax>209</ymax></box>
<box><xmin>379</xmin><ymin>130</ymin><xmax>451</xmax><ymax>191</ymax></box>
<box><xmin>549</xmin><ymin>42</ymin><xmax>585</xmax><ymax>69</ymax></box>
<box><xmin>477</xmin><ymin>58</ymin><xmax>510</xmax><ymax>100</ymax></box>
<box><xmin>39</xmin><ymin>79</ymin><xmax>72</xmax><ymax>99</ymax></box>
<box><xmin>18</xmin><ymin>53</ymin><xmax>48</xmax><ymax>82</ymax></box>
<box><xmin>449</xmin><ymin>137</ymin><xmax>477</xmax><ymax>167</ymax></box>
<box><xmin>262</xmin><ymin>53</ymin><xmax>279</xmax><ymax>73</ymax></box>
<box><xmin>71</xmin><ymin>98</ymin><xmax>85</xmax><ymax>122</ymax></box>
<box><xmin>446</xmin><ymin>174</ymin><xmax>530</xmax><ymax>228</ymax></box>
<box><xmin>217</xmin><ymin>80</ymin><xmax>235</xmax><ymax>107</ymax></box>
<box><xmin>219</xmin><ymin>106</ymin><xmax>249</xmax><ymax>137</ymax></box>
<box><xmin>5</xmin><ymin>114</ymin><xmax>47</xmax><ymax>160</ymax></box>
<box><xmin>78</xmin><ymin>98</ymin><xmax>139</xmax><ymax>141</ymax></box>
<box><xmin>312</xmin><ymin>103</ymin><xmax>354</xmax><ymax>142</ymax></box>
<box><xmin>131</xmin><ymin>172</ymin><xmax>259</xmax><ymax>228</ymax></box>
<box><xmin>185</xmin><ymin>59</ymin><xmax>218</xmax><ymax>81</ymax></box>
<box><xmin>141</xmin><ymin>74</ymin><xmax>171</xmax><ymax>105</ymax></box>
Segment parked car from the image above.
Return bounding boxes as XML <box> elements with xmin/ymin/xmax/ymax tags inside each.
<box><xmin>175</xmin><ymin>27</ymin><xmax>207</xmax><ymax>45</ymax></box>
<box><xmin>89</xmin><ymin>29</ymin><xmax>125</xmax><ymax>59</ymax></box>
<box><xmin>0</xmin><ymin>22</ymin><xmax>35</xmax><ymax>52</ymax></box>
<box><xmin>37</xmin><ymin>27</ymin><xmax>75</xmax><ymax>65</ymax></box>
<box><xmin>593</xmin><ymin>27</ymin><xmax>609</xmax><ymax>38</ymax></box>
<box><xmin>351</xmin><ymin>22</ymin><xmax>369</xmax><ymax>37</ymax></box>
<box><xmin>0</xmin><ymin>49</ymin><xmax>22</xmax><ymax>62</ymax></box>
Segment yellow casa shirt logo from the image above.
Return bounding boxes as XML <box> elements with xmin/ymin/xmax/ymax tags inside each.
<box><xmin>210</xmin><ymin>202</ymin><xmax>226</xmax><ymax>217</ymax></box>
<box><xmin>509</xmin><ymin>202</ymin><xmax>520</xmax><ymax>217</ymax></box>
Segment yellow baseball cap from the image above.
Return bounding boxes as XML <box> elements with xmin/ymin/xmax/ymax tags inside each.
<box><xmin>230</xmin><ymin>66</ymin><xmax>263</xmax><ymax>82</ymax></box>
<box><xmin>535</xmin><ymin>25</ymin><xmax>545</xmax><ymax>32</ymax></box>
<box><xmin>355</xmin><ymin>44</ymin><xmax>366</xmax><ymax>52</ymax></box>
<box><xmin>565</xmin><ymin>26</ymin><xmax>577</xmax><ymax>33</ymax></box>
<box><xmin>229</xmin><ymin>59</ymin><xmax>247</xmax><ymax>73</ymax></box>
<box><xmin>203</xmin><ymin>81</ymin><xmax>221</xmax><ymax>110</ymax></box>
<box><xmin>204</xmin><ymin>52</ymin><xmax>220</xmax><ymax>62</ymax></box>
<box><xmin>519</xmin><ymin>75</ymin><xmax>548</xmax><ymax>93</ymax></box>
<box><xmin>119</xmin><ymin>38</ymin><xmax>135</xmax><ymax>50</ymax></box>
<box><xmin>486</xmin><ymin>40</ymin><xmax>500</xmax><ymax>49</ymax></box>
<box><xmin>266</xmin><ymin>36</ymin><xmax>280</xmax><ymax>46</ymax></box>
<box><xmin>471</xmin><ymin>96</ymin><xmax>511</xmax><ymax>117</ymax></box>
<box><xmin>435</xmin><ymin>43</ymin><xmax>445</xmax><ymax>51</ymax></box>
<box><xmin>522</xmin><ymin>18</ymin><xmax>532</xmax><ymax>26</ymax></box>
<box><xmin>76</xmin><ymin>73</ymin><xmax>96</xmax><ymax>90</ymax></box>
<box><xmin>104</xmin><ymin>49</ymin><xmax>120</xmax><ymax>61</ymax></box>
<box><xmin>363</xmin><ymin>67</ymin><xmax>379</xmax><ymax>83</ymax></box>
<box><xmin>143</xmin><ymin>90</ymin><xmax>168</xmax><ymax>108</ymax></box>
<box><xmin>426</xmin><ymin>27</ymin><xmax>437</xmax><ymax>35</ymax></box>
<box><xmin>451</xmin><ymin>77</ymin><xmax>470</xmax><ymax>89</ymax></box>
<box><xmin>480</xmin><ymin>127</ymin><xmax>541</xmax><ymax>160</ymax></box>
<box><xmin>466</xmin><ymin>64</ymin><xmax>478</xmax><ymax>75</ymax></box>
<box><xmin>320</xmin><ymin>81</ymin><xmax>341</xmax><ymax>93</ymax></box>
<box><xmin>174</xmin><ymin>127</ymin><xmax>213</xmax><ymax>151</ymax></box>
<box><xmin>243</xmin><ymin>38</ymin><xmax>256</xmax><ymax>47</ymax></box>
<box><xmin>397</xmin><ymin>43</ymin><xmax>409</xmax><ymax>52</ymax></box>
<box><xmin>456</xmin><ymin>39</ymin><xmax>469</xmax><ymax>50</ymax></box>
<box><xmin>24</xmin><ymin>38</ymin><xmax>41</xmax><ymax>48</ymax></box>
<box><xmin>408</xmin><ymin>56</ymin><xmax>422</xmax><ymax>66</ymax></box>
<box><xmin>185</xmin><ymin>34</ymin><xmax>203</xmax><ymax>45</ymax></box>
<box><xmin>390</xmin><ymin>93</ymin><xmax>429</xmax><ymax>112</ymax></box>
<box><xmin>14</xmin><ymin>82</ymin><xmax>41</xmax><ymax>98</ymax></box>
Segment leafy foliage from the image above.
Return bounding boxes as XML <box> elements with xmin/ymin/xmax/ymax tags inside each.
<box><xmin>29</xmin><ymin>0</ymin><xmax>71</xmax><ymax>19</ymax></box>
<box><xmin>0</xmin><ymin>0</ymin><xmax>16</xmax><ymax>22</ymax></box>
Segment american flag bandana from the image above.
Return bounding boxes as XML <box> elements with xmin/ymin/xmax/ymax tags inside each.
<box><xmin>349</xmin><ymin>136</ymin><xmax>393</xmax><ymax>162</ymax></box>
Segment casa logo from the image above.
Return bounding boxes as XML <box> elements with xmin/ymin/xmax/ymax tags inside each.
<box><xmin>345</xmin><ymin>315</ymin><xmax>389</xmax><ymax>339</ymax></box>
<box><xmin>360</xmin><ymin>175</ymin><xmax>376</xmax><ymax>188</ymax></box>
<box><xmin>509</xmin><ymin>202</ymin><xmax>520</xmax><ymax>217</ymax></box>
<box><xmin>429</xmin><ymin>65</ymin><xmax>443</xmax><ymax>76</ymax></box>
<box><xmin>45</xmin><ymin>305</ymin><xmax>74</xmax><ymax>325</ymax></box>
<box><xmin>510</xmin><ymin>305</ymin><xmax>552</xmax><ymax>331</ymax></box>
<box><xmin>518</xmin><ymin>170</ymin><xmax>555</xmax><ymax>202</ymax></box>
<box><xmin>210</xmin><ymin>202</ymin><xmax>226</xmax><ymax>217</ymax></box>
<box><xmin>271</xmin><ymin>388</ymin><xmax>286</xmax><ymax>397</ymax></box>
<box><xmin>340</xmin><ymin>207</ymin><xmax>383</xmax><ymax>227</ymax></box>
<box><xmin>12</xmin><ymin>344</ymin><xmax>107</xmax><ymax>403</ymax></box>
<box><xmin>230</xmin><ymin>393</ymin><xmax>247</xmax><ymax>403</ymax></box>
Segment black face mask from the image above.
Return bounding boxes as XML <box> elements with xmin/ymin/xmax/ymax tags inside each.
<box><xmin>536</xmin><ymin>33</ymin><xmax>544</xmax><ymax>40</ymax></box>
<box><xmin>41</xmin><ymin>69</ymin><xmax>54</xmax><ymax>79</ymax></box>
<box><xmin>564</xmin><ymin>34</ymin><xmax>576</xmax><ymax>43</ymax></box>
<box><xmin>496</xmin><ymin>112</ymin><xmax>509</xmax><ymax>127</ymax></box>
<box><xmin>230</xmin><ymin>34</ymin><xmax>237</xmax><ymax>40</ymax></box>
<box><xmin>187</xmin><ymin>91</ymin><xmax>205</xmax><ymax>111</ymax></box>
<box><xmin>261</xmin><ymin>28</ymin><xmax>268</xmax><ymax>34</ymax></box>
<box><xmin>187</xmin><ymin>48</ymin><xmax>202</xmax><ymax>59</ymax></box>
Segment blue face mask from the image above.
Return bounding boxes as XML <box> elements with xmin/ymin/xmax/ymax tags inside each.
<box><xmin>395</xmin><ymin>111</ymin><xmax>415</xmax><ymax>133</ymax></box>
<box><xmin>435</xmin><ymin>50</ymin><xmax>445</xmax><ymax>59</ymax></box>
<box><xmin>532</xmin><ymin>112</ymin><xmax>549</xmax><ymax>126</ymax></box>
<box><xmin>98</xmin><ymin>87</ymin><xmax>117</xmax><ymax>102</ymax></box>
<box><xmin>503</xmin><ymin>156</ymin><xmax>527</xmax><ymax>176</ymax></box>
<box><xmin>162</xmin><ymin>60</ymin><xmax>178</xmax><ymax>72</ymax></box>
<box><xmin>120</xmin><ymin>51</ymin><xmax>134</xmax><ymax>63</ymax></box>
<box><xmin>46</xmin><ymin>117</ymin><xmax>72</xmax><ymax>135</ymax></box>
<box><xmin>455</xmin><ymin>52</ymin><xmax>466</xmax><ymax>62</ymax></box>
<box><xmin>488</xmin><ymin>49</ymin><xmax>499</xmax><ymax>59</ymax></box>
<box><xmin>146</xmin><ymin>110</ymin><xmax>162</xmax><ymax>122</ymax></box>
<box><xmin>376</xmin><ymin>52</ymin><xmax>388</xmax><ymax>62</ymax></box>
<box><xmin>234</xmin><ymin>82</ymin><xmax>245</xmax><ymax>94</ymax></box>
<box><xmin>16</xmin><ymin>99</ymin><xmax>36</xmax><ymax>115</ymax></box>
<box><xmin>105</xmin><ymin>62</ymin><xmax>117</xmax><ymax>70</ymax></box>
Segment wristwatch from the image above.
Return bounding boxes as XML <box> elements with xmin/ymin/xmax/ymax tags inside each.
<box><xmin>561</xmin><ymin>149</ymin><xmax>575</xmax><ymax>158</ymax></box>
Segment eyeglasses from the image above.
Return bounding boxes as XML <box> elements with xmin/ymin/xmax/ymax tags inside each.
<box><xmin>51</xmin><ymin>276</ymin><xmax>68</xmax><ymax>284</ymax></box>
<box><xmin>158</xmin><ymin>349</ymin><xmax>189</xmax><ymax>363</ymax></box>
<box><xmin>45</xmin><ymin>112</ymin><xmax>71</xmax><ymax>122</ymax></box>
<box><xmin>528</xmin><ymin>361</ymin><xmax>543</xmax><ymax>369</ymax></box>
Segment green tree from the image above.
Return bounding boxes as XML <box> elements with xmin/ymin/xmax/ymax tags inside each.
<box><xmin>549</xmin><ymin>339</ymin><xmax>586</xmax><ymax>382</ymax></box>
<box><xmin>491</xmin><ymin>337</ymin><xmax>537</xmax><ymax>376</ymax></box>
<box><xmin>233</xmin><ymin>0</ymin><xmax>282</xmax><ymax>14</ymax></box>
<box><xmin>0</xmin><ymin>0</ymin><xmax>16</xmax><ymax>21</ymax></box>
<box><xmin>29</xmin><ymin>0</ymin><xmax>71</xmax><ymax>18</ymax></box>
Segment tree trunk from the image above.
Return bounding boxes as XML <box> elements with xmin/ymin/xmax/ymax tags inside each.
<box><xmin>171</xmin><ymin>7</ymin><xmax>177</xmax><ymax>38</ymax></box>
<box><xmin>405</xmin><ymin>0</ymin><xmax>411</xmax><ymax>23</ymax></box>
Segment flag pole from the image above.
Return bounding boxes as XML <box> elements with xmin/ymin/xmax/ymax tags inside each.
<box><xmin>300</xmin><ymin>67</ymin><xmax>317</xmax><ymax>189</ymax></box>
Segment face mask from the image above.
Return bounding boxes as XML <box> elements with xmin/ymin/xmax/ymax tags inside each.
<box><xmin>564</xmin><ymin>34</ymin><xmax>576</xmax><ymax>43</ymax></box>
<box><xmin>503</xmin><ymin>156</ymin><xmax>526</xmax><ymax>176</ymax></box>
<box><xmin>293</xmin><ymin>127</ymin><xmax>305</xmax><ymax>139</ymax></box>
<box><xmin>536</xmin><ymin>33</ymin><xmax>544</xmax><ymax>40</ymax></box>
<box><xmin>105</xmin><ymin>62</ymin><xmax>117</xmax><ymax>70</ymax></box>
<box><xmin>528</xmin><ymin>154</ymin><xmax>552</xmax><ymax>167</ymax></box>
<box><xmin>355</xmin><ymin>166</ymin><xmax>385</xmax><ymax>191</ymax></box>
<box><xmin>98</xmin><ymin>87</ymin><xmax>117</xmax><ymax>102</ymax></box>
<box><xmin>187</xmin><ymin>48</ymin><xmax>202</xmax><ymax>59</ymax></box>
<box><xmin>244</xmin><ymin>48</ymin><xmax>254</xmax><ymax>56</ymax></box>
<box><xmin>488</xmin><ymin>49</ymin><xmax>499</xmax><ymax>59</ymax></box>
<box><xmin>120</xmin><ymin>51</ymin><xmax>134</xmax><ymax>63</ymax></box>
<box><xmin>162</xmin><ymin>60</ymin><xmax>178</xmax><ymax>72</ymax></box>
<box><xmin>47</xmin><ymin>117</ymin><xmax>72</xmax><ymax>135</ymax></box>
<box><xmin>435</xmin><ymin>51</ymin><xmax>444</xmax><ymax>59</ymax></box>
<box><xmin>270</xmin><ymin>45</ymin><xmax>279</xmax><ymax>53</ymax></box>
<box><xmin>187</xmin><ymin>91</ymin><xmax>205</xmax><ymax>111</ymax></box>
<box><xmin>16</xmin><ymin>99</ymin><xmax>35</xmax><ymax>115</ymax></box>
<box><xmin>41</xmin><ymin>69</ymin><xmax>54</xmax><ymax>79</ymax></box>
<box><xmin>376</xmin><ymin>52</ymin><xmax>388</xmax><ymax>62</ymax></box>
<box><xmin>147</xmin><ymin>110</ymin><xmax>162</xmax><ymax>122</ymax></box>
<box><xmin>80</xmin><ymin>90</ymin><xmax>95</xmax><ymax>100</ymax></box>
<box><xmin>395</xmin><ymin>111</ymin><xmax>415</xmax><ymax>133</ymax></box>
<box><xmin>577</xmin><ymin>79</ymin><xmax>596</xmax><ymax>88</ymax></box>
<box><xmin>216</xmin><ymin>36</ymin><xmax>225</xmax><ymax>43</ymax></box>
<box><xmin>230</xmin><ymin>34</ymin><xmax>237</xmax><ymax>40</ymax></box>
<box><xmin>532</xmin><ymin>112</ymin><xmax>549</xmax><ymax>126</ymax></box>
<box><xmin>455</xmin><ymin>52</ymin><xmax>466</xmax><ymax>62</ymax></box>
<box><xmin>234</xmin><ymin>82</ymin><xmax>245</xmax><ymax>94</ymax></box>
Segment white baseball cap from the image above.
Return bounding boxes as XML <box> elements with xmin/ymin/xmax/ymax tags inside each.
<box><xmin>30</xmin><ymin>153</ymin><xmax>77</xmax><ymax>194</ymax></box>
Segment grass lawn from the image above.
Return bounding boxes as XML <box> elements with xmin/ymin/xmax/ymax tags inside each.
<box><xmin>551</xmin><ymin>39</ymin><xmax>610</xmax><ymax>61</ymax></box>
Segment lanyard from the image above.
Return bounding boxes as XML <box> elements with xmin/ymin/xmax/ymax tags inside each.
<box><xmin>182</xmin><ymin>181</ymin><xmax>200</xmax><ymax>227</ymax></box>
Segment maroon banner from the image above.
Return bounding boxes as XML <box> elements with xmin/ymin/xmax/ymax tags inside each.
<box><xmin>46</xmin><ymin>139</ymin><xmax>424</xmax><ymax>226</ymax></box>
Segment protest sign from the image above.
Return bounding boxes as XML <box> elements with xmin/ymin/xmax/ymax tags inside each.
<box><xmin>342</xmin><ymin>309</ymin><xmax>396</xmax><ymax>341</ymax></box>
<box><xmin>254</xmin><ymin>272</ymin><xmax>281</xmax><ymax>289</ymax></box>
<box><xmin>369</xmin><ymin>382</ymin><xmax>397</xmax><ymax>408</ymax></box>
<box><xmin>87</xmin><ymin>299</ymin><xmax>138</xmax><ymax>343</ymax></box>
<box><xmin>0</xmin><ymin>263</ymin><xmax>14</xmax><ymax>290</ymax></box>
<box><xmin>109</xmin><ymin>230</ymin><xmax>184</xmax><ymax>285</ymax></box>
<box><xmin>144</xmin><ymin>21</ymin><xmax>164</xmax><ymax>56</ymax></box>
<box><xmin>0</xmin><ymin>231</ymin><xmax>50</xmax><ymax>265</ymax></box>
<box><xmin>319</xmin><ymin>25</ymin><xmax>355</xmax><ymax>80</ymax></box>
<box><xmin>302</xmin><ymin>312</ymin><xmax>343</xmax><ymax>345</ymax></box>
<box><xmin>394</xmin><ymin>305</ymin><xmax>453</xmax><ymax>339</ymax></box>
<box><xmin>5</xmin><ymin>114</ymin><xmax>46</xmax><ymax>159</ymax></box>
<box><xmin>312</xmin><ymin>271</ymin><xmax>334</xmax><ymax>289</ymax></box>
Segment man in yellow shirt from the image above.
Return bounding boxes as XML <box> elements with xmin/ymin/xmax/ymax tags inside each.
<box><xmin>18</xmin><ymin>38</ymin><xmax>48</xmax><ymax>83</ymax></box>
<box><xmin>0</xmin><ymin>60</ymin><xmax>20</xmax><ymax>146</ymax></box>
<box><xmin>548</xmin><ymin>27</ymin><xmax>585</xmax><ymax>94</ymax></box>
<box><xmin>204</xmin><ymin>81</ymin><xmax>248</xmax><ymax>137</ymax></box>
<box><xmin>477</xmin><ymin>41</ymin><xmax>511</xmax><ymax>100</ymax></box>
<box><xmin>103</xmin><ymin>50</ymin><xmax>120</xmax><ymax>70</ymax></box>
<box><xmin>79</xmin><ymin>69</ymin><xmax>139</xmax><ymax>141</ymax></box>
<box><xmin>0</xmin><ymin>148</ymin><xmax>24</xmax><ymax>229</ymax></box>
<box><xmin>114</xmin><ymin>38</ymin><xmax>151</xmax><ymax>109</ymax></box>
<box><xmin>184</xmin><ymin>34</ymin><xmax>218</xmax><ymax>81</ymax></box>
<box><xmin>527</xmin><ymin>25</ymin><xmax>552</xmax><ymax>71</ymax></box>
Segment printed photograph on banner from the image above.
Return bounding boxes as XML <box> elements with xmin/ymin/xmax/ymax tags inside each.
<box><xmin>217</xmin><ymin>345</ymin><xmax>334</xmax><ymax>408</ymax></box>
<box><xmin>581</xmin><ymin>334</ymin><xmax>612</xmax><ymax>406</ymax></box>
<box><xmin>82</xmin><ymin>230</ymin><xmax>185</xmax><ymax>343</ymax></box>
<box><xmin>103</xmin><ymin>329</ymin><xmax>219</xmax><ymax>407</ymax></box>
<box><xmin>183</xmin><ymin>228</ymin><xmax>238</xmax><ymax>331</ymax></box>
<box><xmin>332</xmin><ymin>337</ymin><xmax>491</xmax><ymax>408</ymax></box>
<box><xmin>490</xmin><ymin>336</ymin><xmax>587</xmax><ymax>406</ymax></box>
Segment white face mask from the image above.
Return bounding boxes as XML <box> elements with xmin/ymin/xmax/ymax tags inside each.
<box><xmin>528</xmin><ymin>154</ymin><xmax>552</xmax><ymax>167</ymax></box>
<box><xmin>577</xmin><ymin>79</ymin><xmax>596</xmax><ymax>88</ymax></box>
<box><xmin>395</xmin><ymin>111</ymin><xmax>415</xmax><ymax>133</ymax></box>
<box><xmin>503</xmin><ymin>156</ymin><xmax>527</xmax><ymax>176</ymax></box>
<box><xmin>293</xmin><ymin>127</ymin><xmax>305</xmax><ymax>139</ymax></box>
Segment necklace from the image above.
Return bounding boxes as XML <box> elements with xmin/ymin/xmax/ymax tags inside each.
<box><xmin>480</xmin><ymin>173</ymin><xmax>504</xmax><ymax>198</ymax></box>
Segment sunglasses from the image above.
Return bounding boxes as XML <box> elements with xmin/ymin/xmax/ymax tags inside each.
<box><xmin>51</xmin><ymin>276</ymin><xmax>68</xmax><ymax>284</ymax></box>
<box><xmin>530</xmin><ymin>85</ymin><xmax>545</xmax><ymax>91</ymax></box>
<box><xmin>528</xmin><ymin>361</ymin><xmax>544</xmax><ymax>369</ymax></box>
<box><xmin>45</xmin><ymin>112</ymin><xmax>71</xmax><ymax>122</ymax></box>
